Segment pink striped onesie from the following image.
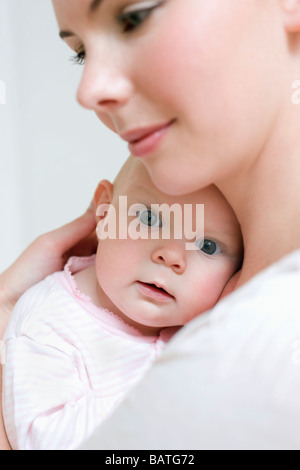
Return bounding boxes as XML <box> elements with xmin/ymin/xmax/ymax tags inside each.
<box><xmin>2</xmin><ymin>256</ymin><xmax>177</xmax><ymax>450</ymax></box>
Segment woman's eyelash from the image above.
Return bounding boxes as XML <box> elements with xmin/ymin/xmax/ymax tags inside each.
<box><xmin>117</xmin><ymin>4</ymin><xmax>160</xmax><ymax>33</ymax></box>
<box><xmin>69</xmin><ymin>2</ymin><xmax>163</xmax><ymax>65</ymax></box>
<box><xmin>70</xmin><ymin>51</ymin><xmax>85</xmax><ymax>66</ymax></box>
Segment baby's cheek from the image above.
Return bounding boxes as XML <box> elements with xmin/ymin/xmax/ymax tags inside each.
<box><xmin>95</xmin><ymin>242</ymin><xmax>118</xmax><ymax>290</ymax></box>
<box><xmin>96</xmin><ymin>238</ymin><xmax>139</xmax><ymax>291</ymax></box>
<box><xmin>188</xmin><ymin>268</ymin><xmax>231</xmax><ymax>316</ymax></box>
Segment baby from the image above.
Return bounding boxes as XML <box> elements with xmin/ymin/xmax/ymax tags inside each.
<box><xmin>2</xmin><ymin>157</ymin><xmax>243</xmax><ymax>450</ymax></box>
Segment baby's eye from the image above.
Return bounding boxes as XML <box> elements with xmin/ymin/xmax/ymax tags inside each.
<box><xmin>137</xmin><ymin>209</ymin><xmax>162</xmax><ymax>228</ymax></box>
<box><xmin>196</xmin><ymin>239</ymin><xmax>222</xmax><ymax>256</ymax></box>
<box><xmin>118</xmin><ymin>2</ymin><xmax>161</xmax><ymax>33</ymax></box>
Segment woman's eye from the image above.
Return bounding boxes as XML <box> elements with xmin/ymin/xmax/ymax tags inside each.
<box><xmin>70</xmin><ymin>50</ymin><xmax>86</xmax><ymax>66</ymax></box>
<box><xmin>118</xmin><ymin>4</ymin><xmax>159</xmax><ymax>33</ymax></box>
<box><xmin>137</xmin><ymin>209</ymin><xmax>162</xmax><ymax>228</ymax></box>
<box><xmin>196</xmin><ymin>239</ymin><xmax>222</xmax><ymax>256</ymax></box>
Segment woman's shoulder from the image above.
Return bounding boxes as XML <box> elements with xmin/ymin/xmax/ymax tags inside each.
<box><xmin>231</xmin><ymin>249</ymin><xmax>300</xmax><ymax>313</ymax></box>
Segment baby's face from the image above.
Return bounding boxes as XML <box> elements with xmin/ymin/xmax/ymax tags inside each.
<box><xmin>95</xmin><ymin>160</ymin><xmax>243</xmax><ymax>335</ymax></box>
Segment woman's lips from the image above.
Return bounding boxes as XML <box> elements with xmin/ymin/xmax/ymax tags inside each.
<box><xmin>121</xmin><ymin>120</ymin><xmax>175</xmax><ymax>158</ymax></box>
<box><xmin>136</xmin><ymin>281</ymin><xmax>175</xmax><ymax>303</ymax></box>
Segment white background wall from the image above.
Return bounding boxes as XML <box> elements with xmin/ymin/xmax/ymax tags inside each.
<box><xmin>0</xmin><ymin>0</ymin><xmax>128</xmax><ymax>272</ymax></box>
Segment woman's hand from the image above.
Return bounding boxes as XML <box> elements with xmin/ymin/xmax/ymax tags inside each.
<box><xmin>0</xmin><ymin>203</ymin><xmax>97</xmax><ymax>336</ymax></box>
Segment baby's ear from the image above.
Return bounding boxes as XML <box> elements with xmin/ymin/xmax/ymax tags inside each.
<box><xmin>282</xmin><ymin>0</ymin><xmax>300</xmax><ymax>32</ymax></box>
<box><xmin>93</xmin><ymin>180</ymin><xmax>114</xmax><ymax>221</ymax></box>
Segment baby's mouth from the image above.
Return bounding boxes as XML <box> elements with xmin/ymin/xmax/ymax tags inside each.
<box><xmin>146</xmin><ymin>282</ymin><xmax>172</xmax><ymax>295</ymax></box>
<box><xmin>137</xmin><ymin>281</ymin><xmax>175</xmax><ymax>302</ymax></box>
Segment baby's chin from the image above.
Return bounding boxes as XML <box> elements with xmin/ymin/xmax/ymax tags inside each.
<box><xmin>122</xmin><ymin>305</ymin><xmax>180</xmax><ymax>331</ymax></box>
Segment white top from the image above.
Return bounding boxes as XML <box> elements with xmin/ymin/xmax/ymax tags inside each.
<box><xmin>2</xmin><ymin>256</ymin><xmax>177</xmax><ymax>450</ymax></box>
<box><xmin>80</xmin><ymin>250</ymin><xmax>300</xmax><ymax>450</ymax></box>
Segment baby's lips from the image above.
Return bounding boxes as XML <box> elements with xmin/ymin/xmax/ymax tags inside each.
<box><xmin>140</xmin><ymin>281</ymin><xmax>175</xmax><ymax>299</ymax></box>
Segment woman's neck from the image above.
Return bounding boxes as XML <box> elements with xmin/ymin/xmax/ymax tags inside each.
<box><xmin>218</xmin><ymin>103</ymin><xmax>300</xmax><ymax>287</ymax></box>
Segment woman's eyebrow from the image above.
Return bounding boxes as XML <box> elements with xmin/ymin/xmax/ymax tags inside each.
<box><xmin>89</xmin><ymin>0</ymin><xmax>103</xmax><ymax>13</ymax></box>
<box><xmin>59</xmin><ymin>31</ymin><xmax>74</xmax><ymax>39</ymax></box>
<box><xmin>59</xmin><ymin>0</ymin><xmax>104</xmax><ymax>39</ymax></box>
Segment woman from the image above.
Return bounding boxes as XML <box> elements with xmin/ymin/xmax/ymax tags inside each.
<box><xmin>1</xmin><ymin>0</ymin><xmax>300</xmax><ymax>449</ymax></box>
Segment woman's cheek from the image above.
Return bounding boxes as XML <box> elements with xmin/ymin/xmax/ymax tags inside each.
<box><xmin>95</xmin><ymin>111</ymin><xmax>117</xmax><ymax>133</ymax></box>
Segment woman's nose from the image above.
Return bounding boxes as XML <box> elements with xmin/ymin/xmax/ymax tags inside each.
<box><xmin>151</xmin><ymin>242</ymin><xmax>186</xmax><ymax>275</ymax></box>
<box><xmin>76</xmin><ymin>54</ymin><xmax>133</xmax><ymax>116</ymax></box>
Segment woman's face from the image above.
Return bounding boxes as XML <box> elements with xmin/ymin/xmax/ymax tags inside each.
<box><xmin>52</xmin><ymin>0</ymin><xmax>284</xmax><ymax>195</ymax></box>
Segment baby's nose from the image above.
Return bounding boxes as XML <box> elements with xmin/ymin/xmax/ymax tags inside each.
<box><xmin>151</xmin><ymin>243</ymin><xmax>186</xmax><ymax>275</ymax></box>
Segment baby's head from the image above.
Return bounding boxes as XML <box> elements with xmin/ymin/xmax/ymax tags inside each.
<box><xmin>93</xmin><ymin>157</ymin><xmax>243</xmax><ymax>335</ymax></box>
